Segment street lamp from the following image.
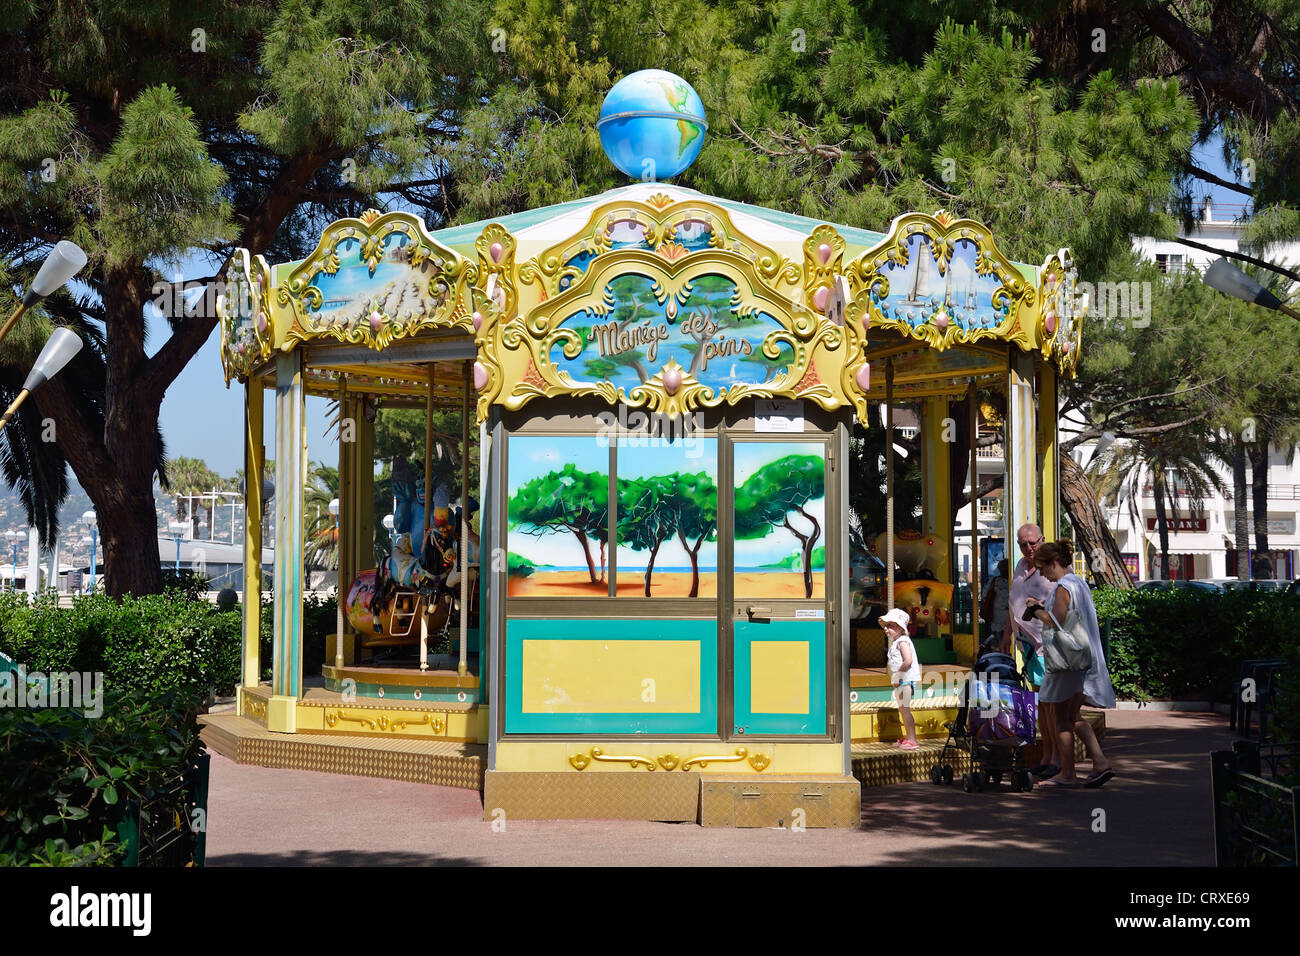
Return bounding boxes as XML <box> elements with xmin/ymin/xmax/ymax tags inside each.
<box><xmin>0</xmin><ymin>328</ymin><xmax>84</xmax><ymax>433</ymax></box>
<box><xmin>168</xmin><ymin>520</ymin><xmax>186</xmax><ymax>573</ymax></box>
<box><xmin>1204</xmin><ymin>258</ymin><xmax>1300</xmax><ymax>321</ymax></box>
<box><xmin>82</xmin><ymin>510</ymin><xmax>97</xmax><ymax>593</ymax></box>
<box><xmin>382</xmin><ymin>512</ymin><xmax>395</xmax><ymax>549</ymax></box>
<box><xmin>0</xmin><ymin>241</ymin><xmax>88</xmax><ymax>348</ymax></box>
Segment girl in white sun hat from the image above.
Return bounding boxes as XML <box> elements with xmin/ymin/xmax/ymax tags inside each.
<box><xmin>881</xmin><ymin>608</ymin><xmax>921</xmax><ymax>750</ymax></box>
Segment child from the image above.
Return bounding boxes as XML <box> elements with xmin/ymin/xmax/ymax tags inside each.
<box><xmin>881</xmin><ymin>608</ymin><xmax>921</xmax><ymax>750</ymax></box>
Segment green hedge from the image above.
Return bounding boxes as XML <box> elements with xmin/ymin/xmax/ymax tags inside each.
<box><xmin>0</xmin><ymin>590</ymin><xmax>241</xmax><ymax>698</ymax></box>
<box><xmin>0</xmin><ymin>688</ymin><xmax>203</xmax><ymax>866</ymax></box>
<box><xmin>1092</xmin><ymin>587</ymin><xmax>1300</xmax><ymax>702</ymax></box>
<box><xmin>258</xmin><ymin>592</ymin><xmax>338</xmax><ymax>681</ymax></box>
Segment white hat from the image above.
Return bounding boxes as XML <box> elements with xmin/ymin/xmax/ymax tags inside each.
<box><xmin>880</xmin><ymin>608</ymin><xmax>912</xmax><ymax>632</ymax></box>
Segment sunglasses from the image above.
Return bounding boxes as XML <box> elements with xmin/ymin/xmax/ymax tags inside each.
<box><xmin>1018</xmin><ymin>537</ymin><xmax>1044</xmax><ymax>549</ymax></box>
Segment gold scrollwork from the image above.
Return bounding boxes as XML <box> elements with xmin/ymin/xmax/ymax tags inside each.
<box><xmin>1037</xmin><ymin>248</ymin><xmax>1083</xmax><ymax>378</ymax></box>
<box><xmin>219</xmin><ymin>248</ymin><xmax>274</xmax><ymax>385</ymax></box>
<box><xmin>846</xmin><ymin>210</ymin><xmax>1036</xmax><ymax>355</ymax></box>
<box><xmin>323</xmin><ymin>709</ymin><xmax>444</xmax><ymax>733</ymax></box>
<box><xmin>681</xmin><ymin>748</ymin><xmax>749</xmax><ymax>771</ymax></box>
<box><xmin>243</xmin><ymin>695</ymin><xmax>267</xmax><ymax>722</ymax></box>
<box><xmin>278</xmin><ymin>210</ymin><xmax>475</xmax><ymax>350</ymax></box>
<box><xmin>567</xmin><ymin>747</ymin><xmax>657</xmax><ymax>771</ymax></box>
<box><xmin>497</xmin><ymin>248</ymin><xmax>848</xmax><ymax>421</ymax></box>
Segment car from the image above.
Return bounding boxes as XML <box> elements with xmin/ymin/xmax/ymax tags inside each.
<box><xmin>1288</xmin><ymin>579</ymin><xmax>1300</xmax><ymax>597</ymax></box>
<box><xmin>1134</xmin><ymin>579</ymin><xmax>1222</xmax><ymax>592</ymax></box>
<box><xmin>1222</xmin><ymin>578</ymin><xmax>1293</xmax><ymax>593</ymax></box>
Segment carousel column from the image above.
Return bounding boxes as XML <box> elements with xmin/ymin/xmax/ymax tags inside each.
<box><xmin>1038</xmin><ymin>363</ymin><xmax>1061</xmax><ymax>541</ymax></box>
<box><xmin>919</xmin><ymin>397</ymin><xmax>953</xmax><ymax>583</ymax></box>
<box><xmin>269</xmin><ymin>352</ymin><xmax>306</xmax><ymax>733</ymax></box>
<box><xmin>352</xmin><ymin>402</ymin><xmax>375</xmax><ymax>584</ymax></box>
<box><xmin>335</xmin><ymin>381</ymin><xmax>351</xmax><ymax>668</ymax></box>
<box><xmin>241</xmin><ymin>380</ymin><xmax>264</xmax><ymax>690</ymax></box>
<box><xmin>1005</xmin><ymin>351</ymin><xmax>1039</xmax><ymax>542</ymax></box>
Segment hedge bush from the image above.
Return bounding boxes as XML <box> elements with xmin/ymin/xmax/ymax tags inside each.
<box><xmin>0</xmin><ymin>687</ymin><xmax>203</xmax><ymax>866</ymax></box>
<box><xmin>0</xmin><ymin>590</ymin><xmax>241</xmax><ymax>698</ymax></box>
<box><xmin>1092</xmin><ymin>587</ymin><xmax>1300</xmax><ymax>702</ymax></box>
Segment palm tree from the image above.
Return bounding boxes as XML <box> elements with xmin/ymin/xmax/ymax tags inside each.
<box><xmin>1088</xmin><ymin>432</ymin><xmax>1227</xmax><ymax>580</ymax></box>
<box><xmin>164</xmin><ymin>457</ymin><xmax>221</xmax><ymax>537</ymax></box>
<box><xmin>303</xmin><ymin>463</ymin><xmax>339</xmax><ymax>589</ymax></box>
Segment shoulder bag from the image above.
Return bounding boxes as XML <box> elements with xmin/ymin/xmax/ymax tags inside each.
<box><xmin>1041</xmin><ymin>600</ymin><xmax>1093</xmax><ymax>673</ymax></box>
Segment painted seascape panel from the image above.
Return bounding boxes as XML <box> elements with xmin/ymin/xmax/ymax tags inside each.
<box><xmin>733</xmin><ymin>441</ymin><xmax>826</xmax><ymax>600</ymax></box>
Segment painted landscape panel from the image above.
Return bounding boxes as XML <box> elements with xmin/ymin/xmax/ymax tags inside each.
<box><xmin>615</xmin><ymin>438</ymin><xmax>718</xmax><ymax>598</ymax></box>
<box><xmin>506</xmin><ymin>436</ymin><xmax>610</xmax><ymax>596</ymax></box>
<box><xmin>733</xmin><ymin>441</ymin><xmax>826</xmax><ymax>600</ymax></box>
<box><xmin>550</xmin><ymin>273</ymin><xmax>794</xmax><ymax>394</ymax></box>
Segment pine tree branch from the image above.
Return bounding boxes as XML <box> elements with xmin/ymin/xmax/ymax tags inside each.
<box><xmin>1172</xmin><ymin>235</ymin><xmax>1300</xmax><ymax>284</ymax></box>
<box><xmin>1178</xmin><ymin>160</ymin><xmax>1253</xmax><ymax>197</ymax></box>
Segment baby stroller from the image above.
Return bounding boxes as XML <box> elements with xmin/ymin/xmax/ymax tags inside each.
<box><xmin>929</xmin><ymin>651</ymin><xmax>1038</xmax><ymax>793</ymax></box>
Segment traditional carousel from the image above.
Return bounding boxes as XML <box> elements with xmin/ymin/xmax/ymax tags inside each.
<box><xmin>200</xmin><ymin>70</ymin><xmax>1085</xmax><ymax>827</ymax></box>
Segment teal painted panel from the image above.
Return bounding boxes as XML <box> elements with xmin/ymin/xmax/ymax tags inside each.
<box><xmin>733</xmin><ymin>619</ymin><xmax>827</xmax><ymax>735</ymax></box>
<box><xmin>505</xmin><ymin>618</ymin><xmax>717</xmax><ymax>735</ymax></box>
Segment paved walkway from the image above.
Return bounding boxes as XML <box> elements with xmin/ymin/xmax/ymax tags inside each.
<box><xmin>204</xmin><ymin>709</ymin><xmax>1235</xmax><ymax>866</ymax></box>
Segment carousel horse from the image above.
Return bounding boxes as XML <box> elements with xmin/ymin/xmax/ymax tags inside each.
<box><xmin>870</xmin><ymin>530</ymin><xmax>954</xmax><ymax>630</ymax></box>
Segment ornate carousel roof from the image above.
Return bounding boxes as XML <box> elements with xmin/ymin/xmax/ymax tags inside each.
<box><xmin>219</xmin><ymin>75</ymin><xmax>1084</xmax><ymax>424</ymax></box>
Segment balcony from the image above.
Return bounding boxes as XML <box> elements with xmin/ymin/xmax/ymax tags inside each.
<box><xmin>976</xmin><ymin>442</ymin><xmax>1004</xmax><ymax>459</ymax></box>
<box><xmin>1143</xmin><ymin>484</ymin><xmax>1300</xmax><ymax>501</ymax></box>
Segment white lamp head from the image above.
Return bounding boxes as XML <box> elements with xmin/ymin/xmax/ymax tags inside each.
<box><xmin>22</xmin><ymin>328</ymin><xmax>83</xmax><ymax>393</ymax></box>
<box><xmin>382</xmin><ymin>513</ymin><xmax>394</xmax><ymax>531</ymax></box>
<box><xmin>1205</xmin><ymin>258</ymin><xmax>1284</xmax><ymax>310</ymax></box>
<box><xmin>26</xmin><ymin>241</ymin><xmax>89</xmax><ymax>303</ymax></box>
<box><xmin>328</xmin><ymin>498</ymin><xmax>340</xmax><ymax>517</ymax></box>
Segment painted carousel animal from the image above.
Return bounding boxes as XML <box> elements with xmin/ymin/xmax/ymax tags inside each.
<box><xmin>871</xmin><ymin>530</ymin><xmax>954</xmax><ymax>630</ymax></box>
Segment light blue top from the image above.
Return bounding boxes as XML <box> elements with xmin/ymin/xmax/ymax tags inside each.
<box><xmin>1055</xmin><ymin>572</ymin><xmax>1116</xmax><ymax>709</ymax></box>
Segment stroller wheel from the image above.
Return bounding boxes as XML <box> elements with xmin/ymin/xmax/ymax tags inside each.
<box><xmin>1015</xmin><ymin>770</ymin><xmax>1034</xmax><ymax>792</ymax></box>
<box><xmin>929</xmin><ymin>764</ymin><xmax>943</xmax><ymax>785</ymax></box>
<box><xmin>941</xmin><ymin>765</ymin><xmax>954</xmax><ymax>785</ymax></box>
<box><xmin>990</xmin><ymin>771</ymin><xmax>1004</xmax><ymax>787</ymax></box>
<box><xmin>962</xmin><ymin>773</ymin><xmax>975</xmax><ymax>793</ymax></box>
<box><xmin>973</xmin><ymin>770</ymin><xmax>987</xmax><ymax>792</ymax></box>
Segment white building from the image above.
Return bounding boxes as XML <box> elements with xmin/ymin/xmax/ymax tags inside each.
<box><xmin>1083</xmin><ymin>201</ymin><xmax>1300</xmax><ymax>581</ymax></box>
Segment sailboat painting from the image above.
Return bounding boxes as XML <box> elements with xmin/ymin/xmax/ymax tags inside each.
<box><xmin>870</xmin><ymin>234</ymin><xmax>1010</xmax><ymax>333</ymax></box>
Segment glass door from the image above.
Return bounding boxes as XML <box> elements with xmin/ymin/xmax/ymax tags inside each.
<box><xmin>727</xmin><ymin>437</ymin><xmax>832</xmax><ymax>737</ymax></box>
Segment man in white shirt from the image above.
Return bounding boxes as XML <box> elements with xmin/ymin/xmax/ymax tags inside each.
<box><xmin>1003</xmin><ymin>523</ymin><xmax>1054</xmax><ymax>662</ymax></box>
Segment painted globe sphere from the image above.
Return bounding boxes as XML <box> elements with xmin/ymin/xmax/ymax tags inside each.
<box><xmin>597</xmin><ymin>69</ymin><xmax>707</xmax><ymax>180</ymax></box>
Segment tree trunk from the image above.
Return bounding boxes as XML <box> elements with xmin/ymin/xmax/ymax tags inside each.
<box><xmin>1058</xmin><ymin>451</ymin><xmax>1132</xmax><ymax>588</ymax></box>
<box><xmin>1233</xmin><ymin>439</ymin><xmax>1250</xmax><ymax>579</ymax></box>
<box><xmin>573</xmin><ymin>529</ymin><xmax>598</xmax><ymax>584</ymax></box>
<box><xmin>1153</xmin><ymin>472</ymin><xmax>1170</xmax><ymax>580</ymax></box>
<box><xmin>644</xmin><ymin>538</ymin><xmax>662</xmax><ymax>597</ymax></box>
<box><xmin>1247</xmin><ymin>441</ymin><xmax>1270</xmax><ymax>577</ymax></box>
<box><xmin>678</xmin><ymin>530</ymin><xmax>701</xmax><ymax>598</ymax></box>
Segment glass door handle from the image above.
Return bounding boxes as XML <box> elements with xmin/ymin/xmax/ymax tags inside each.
<box><xmin>746</xmin><ymin>606</ymin><xmax>772</xmax><ymax>619</ymax></box>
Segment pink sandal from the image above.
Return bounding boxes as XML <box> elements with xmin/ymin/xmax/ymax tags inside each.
<box><xmin>899</xmin><ymin>740</ymin><xmax>920</xmax><ymax>751</ymax></box>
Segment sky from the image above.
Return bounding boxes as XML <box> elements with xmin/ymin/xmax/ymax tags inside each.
<box><xmin>152</xmin><ymin>134</ymin><xmax>1248</xmax><ymax>481</ymax></box>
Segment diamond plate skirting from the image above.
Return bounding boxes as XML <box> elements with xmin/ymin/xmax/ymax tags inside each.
<box><xmin>200</xmin><ymin>714</ymin><xmax>485</xmax><ymax>790</ymax></box>
<box><xmin>483</xmin><ymin>770</ymin><xmax>701</xmax><ymax>822</ymax></box>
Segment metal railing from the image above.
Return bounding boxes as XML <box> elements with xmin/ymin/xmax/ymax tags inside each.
<box><xmin>976</xmin><ymin>443</ymin><xmax>1004</xmax><ymax>459</ymax></box>
<box><xmin>115</xmin><ymin>753</ymin><xmax>209</xmax><ymax>867</ymax></box>
<box><xmin>1211</xmin><ymin>741</ymin><xmax>1299</xmax><ymax>867</ymax></box>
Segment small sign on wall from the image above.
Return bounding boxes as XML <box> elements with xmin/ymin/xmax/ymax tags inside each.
<box><xmin>755</xmin><ymin>399</ymin><xmax>804</xmax><ymax>433</ymax></box>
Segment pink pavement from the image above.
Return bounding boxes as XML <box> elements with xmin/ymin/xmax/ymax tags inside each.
<box><xmin>203</xmin><ymin>709</ymin><xmax>1236</xmax><ymax>867</ymax></box>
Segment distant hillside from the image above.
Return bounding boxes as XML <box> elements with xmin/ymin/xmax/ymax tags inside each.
<box><xmin>0</xmin><ymin>479</ymin><xmax>245</xmax><ymax>568</ymax></box>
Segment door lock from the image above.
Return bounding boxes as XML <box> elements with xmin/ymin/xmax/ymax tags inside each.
<box><xmin>746</xmin><ymin>606</ymin><xmax>772</xmax><ymax>619</ymax></box>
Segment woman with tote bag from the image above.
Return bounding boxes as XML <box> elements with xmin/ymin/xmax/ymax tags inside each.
<box><xmin>1024</xmin><ymin>540</ymin><xmax>1116</xmax><ymax>789</ymax></box>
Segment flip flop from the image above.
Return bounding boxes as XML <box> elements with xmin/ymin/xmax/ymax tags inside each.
<box><xmin>1083</xmin><ymin>769</ymin><xmax>1115</xmax><ymax>789</ymax></box>
<box><xmin>1048</xmin><ymin>778</ymin><xmax>1081</xmax><ymax>788</ymax></box>
<box><xmin>899</xmin><ymin>740</ymin><xmax>920</xmax><ymax>751</ymax></box>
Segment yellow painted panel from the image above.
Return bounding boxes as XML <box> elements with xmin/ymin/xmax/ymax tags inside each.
<box><xmin>521</xmin><ymin>640</ymin><xmax>700</xmax><ymax>713</ymax></box>
<box><xmin>750</xmin><ymin>641</ymin><xmax>809</xmax><ymax>714</ymax></box>
<box><xmin>492</xmin><ymin>741</ymin><xmax>843</xmax><ymax>774</ymax></box>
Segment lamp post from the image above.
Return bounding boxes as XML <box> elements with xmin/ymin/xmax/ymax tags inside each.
<box><xmin>1204</xmin><ymin>258</ymin><xmax>1300</xmax><ymax>321</ymax></box>
<box><xmin>0</xmin><ymin>241</ymin><xmax>88</xmax><ymax>348</ymax></box>
<box><xmin>167</xmin><ymin>520</ymin><xmax>186</xmax><ymax>573</ymax></box>
<box><xmin>382</xmin><ymin>513</ymin><xmax>395</xmax><ymax>549</ymax></box>
<box><xmin>0</xmin><ymin>328</ymin><xmax>84</xmax><ymax>433</ymax></box>
<box><xmin>4</xmin><ymin>530</ymin><xmax>18</xmax><ymax>590</ymax></box>
<box><xmin>82</xmin><ymin>511</ymin><xmax>97</xmax><ymax>594</ymax></box>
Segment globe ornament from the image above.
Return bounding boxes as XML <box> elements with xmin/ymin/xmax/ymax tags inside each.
<box><xmin>597</xmin><ymin>69</ymin><xmax>707</xmax><ymax>181</ymax></box>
